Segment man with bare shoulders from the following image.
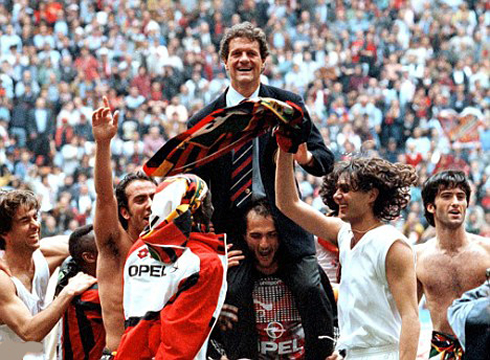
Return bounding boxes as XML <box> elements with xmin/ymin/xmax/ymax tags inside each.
<box><xmin>0</xmin><ymin>189</ymin><xmax>96</xmax><ymax>359</ymax></box>
<box><xmin>417</xmin><ymin>170</ymin><xmax>490</xmax><ymax>359</ymax></box>
<box><xmin>92</xmin><ymin>98</ymin><xmax>157</xmax><ymax>355</ymax></box>
<box><xmin>276</xmin><ymin>151</ymin><xmax>420</xmax><ymax>360</ymax></box>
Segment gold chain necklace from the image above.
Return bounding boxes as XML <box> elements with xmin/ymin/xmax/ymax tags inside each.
<box><xmin>351</xmin><ymin>222</ymin><xmax>383</xmax><ymax>234</ymax></box>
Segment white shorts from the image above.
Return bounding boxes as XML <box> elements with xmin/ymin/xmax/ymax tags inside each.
<box><xmin>344</xmin><ymin>344</ymin><xmax>398</xmax><ymax>360</ymax></box>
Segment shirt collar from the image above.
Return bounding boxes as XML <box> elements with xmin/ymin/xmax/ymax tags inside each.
<box><xmin>226</xmin><ymin>84</ymin><xmax>261</xmax><ymax>108</ymax></box>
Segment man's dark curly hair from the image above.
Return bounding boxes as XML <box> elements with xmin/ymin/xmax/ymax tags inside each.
<box><xmin>219</xmin><ymin>21</ymin><xmax>269</xmax><ymax>61</ymax></box>
<box><xmin>115</xmin><ymin>172</ymin><xmax>157</xmax><ymax>230</ymax></box>
<box><xmin>320</xmin><ymin>157</ymin><xmax>418</xmax><ymax>221</ymax></box>
<box><xmin>421</xmin><ymin>170</ymin><xmax>471</xmax><ymax>227</ymax></box>
<box><xmin>0</xmin><ymin>189</ymin><xmax>40</xmax><ymax>250</ymax></box>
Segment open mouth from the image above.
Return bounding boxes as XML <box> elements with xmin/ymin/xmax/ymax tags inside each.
<box><xmin>238</xmin><ymin>68</ymin><xmax>252</xmax><ymax>72</ymax></box>
<box><xmin>28</xmin><ymin>233</ymin><xmax>40</xmax><ymax>241</ymax></box>
<box><xmin>258</xmin><ymin>249</ymin><xmax>272</xmax><ymax>257</ymax></box>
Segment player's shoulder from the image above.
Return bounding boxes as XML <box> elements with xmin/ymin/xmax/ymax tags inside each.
<box><xmin>469</xmin><ymin>233</ymin><xmax>490</xmax><ymax>251</ymax></box>
<box><xmin>415</xmin><ymin>237</ymin><xmax>437</xmax><ymax>258</ymax></box>
<box><xmin>262</xmin><ymin>84</ymin><xmax>301</xmax><ymax>102</ymax></box>
<box><xmin>0</xmin><ymin>270</ymin><xmax>15</xmax><ymax>300</ymax></box>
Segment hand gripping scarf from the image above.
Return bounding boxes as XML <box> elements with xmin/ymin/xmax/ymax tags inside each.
<box><xmin>143</xmin><ymin>97</ymin><xmax>303</xmax><ymax>177</ymax></box>
<box><xmin>140</xmin><ymin>174</ymin><xmax>209</xmax><ymax>264</ymax></box>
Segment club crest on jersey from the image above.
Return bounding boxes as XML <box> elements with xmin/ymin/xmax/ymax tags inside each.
<box><xmin>266</xmin><ymin>321</ymin><xmax>286</xmax><ymax>339</ymax></box>
<box><xmin>137</xmin><ymin>248</ymin><xmax>149</xmax><ymax>259</ymax></box>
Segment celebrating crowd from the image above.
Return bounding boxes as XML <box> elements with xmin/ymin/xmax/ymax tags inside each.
<box><xmin>0</xmin><ymin>0</ymin><xmax>489</xmax><ymax>359</ymax></box>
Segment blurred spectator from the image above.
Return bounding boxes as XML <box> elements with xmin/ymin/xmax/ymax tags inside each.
<box><xmin>0</xmin><ymin>0</ymin><xmax>486</xmax><ymax>242</ymax></box>
<box><xmin>143</xmin><ymin>125</ymin><xmax>165</xmax><ymax>158</ymax></box>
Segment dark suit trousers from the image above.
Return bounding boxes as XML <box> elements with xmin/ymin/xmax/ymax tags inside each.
<box><xmin>224</xmin><ymin>254</ymin><xmax>335</xmax><ymax>359</ymax></box>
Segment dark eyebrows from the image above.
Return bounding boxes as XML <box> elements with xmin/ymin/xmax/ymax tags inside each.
<box><xmin>231</xmin><ymin>48</ymin><xmax>259</xmax><ymax>55</ymax></box>
<box><xmin>132</xmin><ymin>195</ymin><xmax>146</xmax><ymax>202</ymax></box>
<box><xmin>15</xmin><ymin>212</ymin><xmax>37</xmax><ymax>222</ymax></box>
<box><xmin>439</xmin><ymin>189</ymin><xmax>466</xmax><ymax>196</ymax></box>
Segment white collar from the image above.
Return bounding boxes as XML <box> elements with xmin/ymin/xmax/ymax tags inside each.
<box><xmin>226</xmin><ymin>84</ymin><xmax>261</xmax><ymax>108</ymax></box>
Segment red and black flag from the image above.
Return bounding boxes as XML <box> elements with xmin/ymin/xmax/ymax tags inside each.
<box><xmin>143</xmin><ymin>98</ymin><xmax>303</xmax><ymax>178</ymax></box>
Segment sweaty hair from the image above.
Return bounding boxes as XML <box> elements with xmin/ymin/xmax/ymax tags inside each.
<box><xmin>241</xmin><ymin>199</ymin><xmax>275</xmax><ymax>236</ymax></box>
<box><xmin>0</xmin><ymin>190</ymin><xmax>40</xmax><ymax>250</ymax></box>
<box><xmin>69</xmin><ymin>224</ymin><xmax>96</xmax><ymax>266</ymax></box>
<box><xmin>219</xmin><ymin>21</ymin><xmax>269</xmax><ymax>61</ymax></box>
<box><xmin>421</xmin><ymin>170</ymin><xmax>471</xmax><ymax>227</ymax></box>
<box><xmin>320</xmin><ymin>157</ymin><xmax>418</xmax><ymax>221</ymax></box>
<box><xmin>115</xmin><ymin>172</ymin><xmax>157</xmax><ymax>230</ymax></box>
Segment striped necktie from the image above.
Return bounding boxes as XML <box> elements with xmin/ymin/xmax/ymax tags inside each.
<box><xmin>230</xmin><ymin>140</ymin><xmax>253</xmax><ymax>208</ymax></box>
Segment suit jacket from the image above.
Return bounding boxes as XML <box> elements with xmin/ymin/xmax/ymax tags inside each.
<box><xmin>27</xmin><ymin>107</ymin><xmax>54</xmax><ymax>136</ymax></box>
<box><xmin>188</xmin><ymin>84</ymin><xmax>334</xmax><ymax>258</ymax></box>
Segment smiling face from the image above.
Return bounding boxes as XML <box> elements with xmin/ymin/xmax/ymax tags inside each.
<box><xmin>224</xmin><ymin>37</ymin><xmax>265</xmax><ymax>97</ymax></box>
<box><xmin>5</xmin><ymin>206</ymin><xmax>41</xmax><ymax>252</ymax></box>
<box><xmin>428</xmin><ymin>186</ymin><xmax>468</xmax><ymax>230</ymax></box>
<box><xmin>333</xmin><ymin>174</ymin><xmax>376</xmax><ymax>225</ymax></box>
<box><xmin>245</xmin><ymin>211</ymin><xmax>279</xmax><ymax>275</ymax></box>
<box><xmin>122</xmin><ymin>180</ymin><xmax>157</xmax><ymax>235</ymax></box>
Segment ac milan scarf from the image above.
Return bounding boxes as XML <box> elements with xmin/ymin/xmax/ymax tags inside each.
<box><xmin>143</xmin><ymin>97</ymin><xmax>303</xmax><ymax>178</ymax></box>
<box><xmin>140</xmin><ymin>174</ymin><xmax>210</xmax><ymax>263</ymax></box>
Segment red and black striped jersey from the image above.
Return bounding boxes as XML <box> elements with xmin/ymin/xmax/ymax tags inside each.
<box><xmin>62</xmin><ymin>283</ymin><xmax>106</xmax><ymax>360</ymax></box>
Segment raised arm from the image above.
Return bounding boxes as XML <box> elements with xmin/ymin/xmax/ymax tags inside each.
<box><xmin>39</xmin><ymin>235</ymin><xmax>69</xmax><ymax>275</ymax></box>
<box><xmin>0</xmin><ymin>271</ymin><xmax>96</xmax><ymax>342</ymax></box>
<box><xmin>295</xmin><ymin>96</ymin><xmax>334</xmax><ymax>176</ymax></box>
<box><xmin>275</xmin><ymin>147</ymin><xmax>342</xmax><ymax>245</ymax></box>
<box><xmin>386</xmin><ymin>241</ymin><xmax>420</xmax><ymax>360</ymax></box>
<box><xmin>92</xmin><ymin>97</ymin><xmax>123</xmax><ymax>251</ymax></box>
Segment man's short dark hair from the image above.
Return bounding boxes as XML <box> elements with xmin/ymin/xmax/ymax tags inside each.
<box><xmin>241</xmin><ymin>199</ymin><xmax>275</xmax><ymax>236</ymax></box>
<box><xmin>219</xmin><ymin>22</ymin><xmax>269</xmax><ymax>61</ymax></box>
<box><xmin>422</xmin><ymin>170</ymin><xmax>471</xmax><ymax>227</ymax></box>
<box><xmin>0</xmin><ymin>190</ymin><xmax>40</xmax><ymax>250</ymax></box>
<box><xmin>115</xmin><ymin>172</ymin><xmax>157</xmax><ymax>229</ymax></box>
<box><xmin>69</xmin><ymin>224</ymin><xmax>96</xmax><ymax>266</ymax></box>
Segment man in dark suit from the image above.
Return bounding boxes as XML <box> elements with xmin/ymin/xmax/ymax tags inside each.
<box><xmin>27</xmin><ymin>97</ymin><xmax>54</xmax><ymax>160</ymax></box>
<box><xmin>188</xmin><ymin>22</ymin><xmax>335</xmax><ymax>359</ymax></box>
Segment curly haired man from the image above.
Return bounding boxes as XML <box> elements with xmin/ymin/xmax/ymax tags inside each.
<box><xmin>276</xmin><ymin>148</ymin><xmax>420</xmax><ymax>360</ymax></box>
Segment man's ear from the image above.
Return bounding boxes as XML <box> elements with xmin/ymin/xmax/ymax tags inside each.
<box><xmin>426</xmin><ymin>203</ymin><xmax>435</xmax><ymax>214</ymax></box>
<box><xmin>120</xmin><ymin>207</ymin><xmax>130</xmax><ymax>221</ymax></box>
<box><xmin>368</xmin><ymin>187</ymin><xmax>379</xmax><ymax>205</ymax></box>
<box><xmin>81</xmin><ymin>251</ymin><xmax>97</xmax><ymax>264</ymax></box>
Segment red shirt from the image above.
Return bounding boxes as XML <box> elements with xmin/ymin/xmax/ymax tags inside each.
<box><xmin>254</xmin><ymin>276</ymin><xmax>305</xmax><ymax>359</ymax></box>
<box><xmin>62</xmin><ymin>284</ymin><xmax>105</xmax><ymax>360</ymax></box>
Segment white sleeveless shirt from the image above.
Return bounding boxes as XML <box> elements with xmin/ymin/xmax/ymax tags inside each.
<box><xmin>336</xmin><ymin>223</ymin><xmax>413</xmax><ymax>351</ymax></box>
<box><xmin>0</xmin><ymin>249</ymin><xmax>50</xmax><ymax>359</ymax></box>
